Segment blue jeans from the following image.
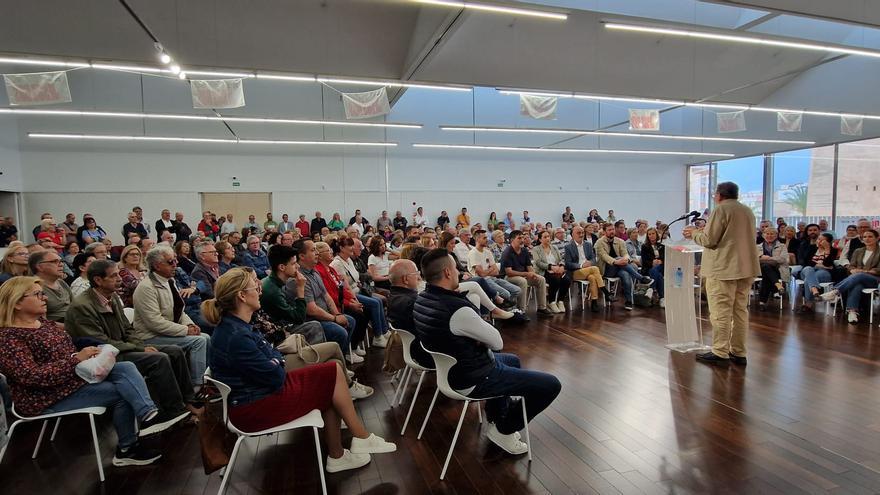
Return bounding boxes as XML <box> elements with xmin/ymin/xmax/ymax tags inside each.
<box><xmin>801</xmin><ymin>266</ymin><xmax>831</xmax><ymax>301</ymax></box>
<box><xmin>43</xmin><ymin>361</ymin><xmax>156</xmax><ymax>449</ymax></box>
<box><xmin>834</xmin><ymin>273</ymin><xmax>880</xmax><ymax>310</ymax></box>
<box><xmin>605</xmin><ymin>263</ymin><xmax>647</xmax><ymax>304</ymax></box>
<box><xmin>649</xmin><ymin>264</ymin><xmax>665</xmax><ymax>298</ymax></box>
<box><xmin>484</xmin><ymin>277</ymin><xmax>521</xmax><ymax>302</ymax></box>
<box><xmin>318</xmin><ymin>316</ymin><xmax>354</xmax><ymax>352</ymax></box>
<box><xmin>469</xmin><ymin>276</ymin><xmax>498</xmax><ymax>300</ymax></box>
<box><xmin>144</xmin><ymin>333</ymin><xmax>210</xmax><ymax>387</ymax></box>
<box><xmin>356</xmin><ymin>294</ymin><xmax>388</xmax><ymax>336</ymax></box>
<box><xmin>468</xmin><ymin>353</ymin><xmax>561</xmax><ymax>435</ymax></box>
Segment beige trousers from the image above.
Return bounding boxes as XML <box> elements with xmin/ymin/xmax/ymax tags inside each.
<box><xmin>572</xmin><ymin>266</ymin><xmax>605</xmax><ymax>299</ymax></box>
<box><xmin>705</xmin><ymin>277</ymin><xmax>753</xmax><ymax>358</ymax></box>
<box><xmin>508</xmin><ymin>274</ymin><xmax>547</xmax><ymax>310</ymax></box>
<box><xmin>282</xmin><ymin>342</ymin><xmax>351</xmax><ymax>385</ymax></box>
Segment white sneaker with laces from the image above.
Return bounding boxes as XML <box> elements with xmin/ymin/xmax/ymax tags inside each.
<box><xmin>486</xmin><ymin>424</ymin><xmax>528</xmax><ymax>455</ymax></box>
<box><xmin>659</xmin><ymin>298</ymin><xmax>665</xmax><ymax>309</ymax></box>
<box><xmin>371</xmin><ymin>334</ymin><xmax>388</xmax><ymax>348</ymax></box>
<box><xmin>820</xmin><ymin>289</ymin><xmax>839</xmax><ymax>301</ymax></box>
<box><xmin>346</xmin><ymin>369</ymin><xmax>355</xmax><ymax>379</ymax></box>
<box><xmin>354</xmin><ymin>347</ymin><xmax>366</xmax><ymax>357</ymax></box>
<box><xmin>347</xmin><ymin>353</ymin><xmax>364</xmax><ymax>364</ymax></box>
<box><xmin>325</xmin><ymin>449</ymin><xmax>371</xmax><ymax>473</ymax></box>
<box><xmin>847</xmin><ymin>311</ymin><xmax>859</xmax><ymax>324</ymax></box>
<box><xmin>349</xmin><ymin>380</ymin><xmax>374</xmax><ymax>400</ymax></box>
<box><xmin>350</xmin><ymin>433</ymin><xmax>397</xmax><ymax>454</ymax></box>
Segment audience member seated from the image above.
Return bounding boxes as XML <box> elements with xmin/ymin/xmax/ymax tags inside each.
<box><xmin>62</xmin><ymin>241</ymin><xmax>80</xmax><ymax>267</ymax></box>
<box><xmin>467</xmin><ymin>230</ymin><xmax>521</xmax><ymax>307</ymax></box>
<box><xmin>625</xmin><ymin>228</ymin><xmax>643</xmax><ymax>269</ymax></box>
<box><xmin>242</xmin><ymin>235</ymin><xmax>271</xmax><ymax>279</ymax></box>
<box><xmin>65</xmin><ymin>259</ymin><xmax>196</xmax><ymax>427</ymax></box>
<box><xmin>263</xmin><ymin>212</ymin><xmax>278</xmax><ymax>233</ymax></box>
<box><xmin>215</xmin><ymin>240</ymin><xmax>238</xmax><ymax>275</ymax></box>
<box><xmin>835</xmin><ymin>225</ymin><xmax>859</xmax><ymax>260</ymax></box>
<box><xmin>439</xmin><ymin>232</ymin><xmax>507</xmax><ymax>307</ymax></box>
<box><xmin>0</xmin><ymin>277</ymin><xmax>163</xmax><ymax>466</ymax></box>
<box><xmin>799</xmin><ymin>232</ymin><xmax>838</xmax><ymax>312</ymax></box>
<box><xmin>122</xmin><ymin>212</ymin><xmax>149</xmax><ymax>244</ymax></box>
<box><xmin>70</xmin><ymin>252</ymin><xmax>96</xmax><ymax>297</ymax></box>
<box><xmin>197</xmin><ymin>211</ymin><xmax>220</xmax><ymax>241</ymax></box>
<box><xmin>325</xmin><ymin>212</ymin><xmax>342</xmax><ymax>232</ymax></box>
<box><xmin>501</xmin><ymin>230</ymin><xmax>552</xmax><ymax>316</ymax></box>
<box><xmin>76</xmin><ymin>214</ymin><xmax>108</xmax><ymax>247</ymax></box>
<box><xmin>133</xmin><ymin>245</ymin><xmax>210</xmax><ymax>389</ymax></box>
<box><xmin>29</xmin><ymin>250</ymin><xmax>72</xmax><ymax>323</ymax></box>
<box><xmin>564</xmin><ymin>226</ymin><xmax>606</xmax><ymax>313</ymax></box>
<box><xmin>260</xmin><ymin>245</ymin><xmax>325</xmax><ymax>340</ymax></box>
<box><xmin>294</xmin><ymin>239</ymin><xmax>358</xmax><ymax>364</ymax></box>
<box><xmin>821</xmin><ymin>228</ymin><xmax>880</xmax><ymax>324</ymax></box>
<box><xmin>314</xmin><ymin>242</ymin><xmax>369</xmax><ymax>355</ymax></box>
<box><xmin>322</xmin><ymin>241</ymin><xmax>389</xmax><ymax>348</ymax></box>
<box><xmin>640</xmin><ymin>228</ymin><xmax>666</xmax><ymax>308</ymax></box>
<box><xmin>550</xmin><ymin>228</ymin><xmax>567</xmax><ymax>250</ymax></box>
<box><xmin>490</xmin><ymin>230</ymin><xmax>507</xmax><ymax>263</ymax></box>
<box><xmin>35</xmin><ymin>218</ymin><xmax>64</xmax><ymax>249</ymax></box>
<box><xmin>562</xmin><ymin>207</ymin><xmax>575</xmax><ymax>225</ymax></box>
<box><xmin>413</xmin><ymin>249</ymin><xmax>561</xmax><ymax>455</ymax></box>
<box><xmin>117</xmin><ymin>245</ymin><xmax>146</xmax><ymax>308</ymax></box>
<box><xmin>596</xmin><ymin>223</ymin><xmax>653</xmax><ymax>311</ymax></box>
<box><xmin>842</xmin><ymin>219</ymin><xmax>871</xmax><ymax>264</ymax></box>
<box><xmin>756</xmin><ymin>227</ymin><xmax>788</xmax><ymax>310</ymax></box>
<box><xmin>0</xmin><ymin>241</ymin><xmax>30</xmax><ymax>284</ymax></box>
<box><xmin>781</xmin><ymin>225</ymin><xmax>800</xmax><ymax>265</ymax></box>
<box><xmin>190</xmin><ymin>243</ymin><xmax>220</xmax><ymax>299</ymax></box>
<box><xmin>452</xmin><ymin>228</ymin><xmax>473</xmax><ymax>262</ymax></box>
<box><xmin>532</xmin><ymin>231</ymin><xmax>571</xmax><ymax>313</ymax></box>
<box><xmin>203</xmin><ymin>267</ymin><xmax>395</xmax><ymax>472</ymax></box>
<box><xmin>174</xmin><ymin>240</ymin><xmax>197</xmax><ymax>274</ymax></box>
<box><xmin>366</xmin><ymin>236</ymin><xmax>392</xmax><ymax>290</ymax></box>
<box><xmin>387</xmin><ymin>259</ymin><xmax>434</xmax><ymax>369</ymax></box>
<box><xmin>456</xmin><ymin>208</ymin><xmax>470</xmax><ymax>229</ymax></box>
<box><xmin>586</xmin><ymin>209</ymin><xmax>603</xmax><ymax>223</ymax></box>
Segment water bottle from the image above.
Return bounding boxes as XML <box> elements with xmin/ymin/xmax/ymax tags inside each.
<box><xmin>674</xmin><ymin>267</ymin><xmax>683</xmax><ymax>288</ymax></box>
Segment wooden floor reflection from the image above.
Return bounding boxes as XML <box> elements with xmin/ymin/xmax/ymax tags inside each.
<box><xmin>2</xmin><ymin>302</ymin><xmax>879</xmax><ymax>494</ymax></box>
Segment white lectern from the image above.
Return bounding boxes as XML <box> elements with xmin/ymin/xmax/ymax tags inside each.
<box><xmin>663</xmin><ymin>241</ymin><xmax>710</xmax><ymax>353</ymax></box>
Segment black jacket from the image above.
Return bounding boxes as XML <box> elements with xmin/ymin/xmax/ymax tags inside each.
<box><xmin>388</xmin><ymin>286</ymin><xmax>432</xmax><ymax>368</ymax></box>
<box><xmin>310</xmin><ymin>217</ymin><xmax>327</xmax><ymax>235</ymax></box>
<box><xmin>640</xmin><ymin>242</ymin><xmax>665</xmax><ymax>276</ymax></box>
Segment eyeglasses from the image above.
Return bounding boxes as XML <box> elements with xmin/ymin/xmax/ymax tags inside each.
<box><xmin>241</xmin><ymin>285</ymin><xmax>262</xmax><ymax>294</ymax></box>
<box><xmin>23</xmin><ymin>290</ymin><xmax>46</xmax><ymax>299</ymax></box>
<box><xmin>13</xmin><ymin>252</ymin><xmax>29</xmax><ymax>258</ymax></box>
<box><xmin>38</xmin><ymin>259</ymin><xmax>63</xmax><ymax>265</ymax></box>
<box><xmin>162</xmin><ymin>258</ymin><xmax>179</xmax><ymax>265</ymax></box>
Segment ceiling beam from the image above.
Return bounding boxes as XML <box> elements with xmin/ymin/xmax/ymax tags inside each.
<box><xmin>702</xmin><ymin>0</ymin><xmax>880</xmax><ymax>29</ymax></box>
<box><xmin>735</xmin><ymin>12</ymin><xmax>780</xmax><ymax>31</ymax></box>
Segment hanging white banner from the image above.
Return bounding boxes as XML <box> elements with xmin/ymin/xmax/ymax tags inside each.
<box><xmin>717</xmin><ymin>111</ymin><xmax>746</xmax><ymax>133</ymax></box>
<box><xmin>342</xmin><ymin>88</ymin><xmax>391</xmax><ymax>119</ymax></box>
<box><xmin>519</xmin><ymin>94</ymin><xmax>557</xmax><ymax>120</ymax></box>
<box><xmin>628</xmin><ymin>109</ymin><xmax>660</xmax><ymax>131</ymax></box>
<box><xmin>190</xmin><ymin>79</ymin><xmax>245</xmax><ymax>109</ymax></box>
<box><xmin>777</xmin><ymin>111</ymin><xmax>803</xmax><ymax>132</ymax></box>
<box><xmin>841</xmin><ymin>115</ymin><xmax>863</xmax><ymax>136</ymax></box>
<box><xmin>3</xmin><ymin>70</ymin><xmax>72</xmax><ymax>106</ymax></box>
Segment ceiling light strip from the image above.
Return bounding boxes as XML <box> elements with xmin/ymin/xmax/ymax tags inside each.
<box><xmin>439</xmin><ymin>125</ymin><xmax>815</xmax><ymax>144</ymax></box>
<box><xmin>412</xmin><ymin>143</ymin><xmax>732</xmax><ymax>157</ymax></box>
<box><xmin>0</xmin><ymin>108</ymin><xmax>422</xmax><ymax>129</ymax></box>
<box><xmin>316</xmin><ymin>77</ymin><xmax>471</xmax><ymax>92</ymax></box>
<box><xmin>416</xmin><ymin>0</ymin><xmax>567</xmax><ymax>20</ymax></box>
<box><xmin>603</xmin><ymin>22</ymin><xmax>880</xmax><ymax>59</ymax></box>
<box><xmin>498</xmin><ymin>89</ymin><xmax>880</xmax><ymax>120</ymax></box>
<box><xmin>28</xmin><ymin>133</ymin><xmax>397</xmax><ymax>147</ymax></box>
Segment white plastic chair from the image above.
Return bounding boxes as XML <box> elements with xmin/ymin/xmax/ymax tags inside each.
<box><xmin>603</xmin><ymin>277</ymin><xmax>620</xmax><ymax>306</ymax></box>
<box><xmin>572</xmin><ymin>280</ymin><xmax>591</xmax><ymax>310</ymax></box>
<box><xmin>204</xmin><ymin>376</ymin><xmax>327</xmax><ymax>495</ymax></box>
<box><xmin>0</xmin><ymin>402</ymin><xmax>107</xmax><ymax>482</ymax></box>
<box><xmin>829</xmin><ymin>287</ymin><xmax>879</xmax><ymax>323</ymax></box>
<box><xmin>420</xmin><ymin>346</ymin><xmax>531</xmax><ymax>480</ymax></box>
<box><xmin>391</xmin><ymin>329</ymin><xmax>436</xmax><ymax>436</ymax></box>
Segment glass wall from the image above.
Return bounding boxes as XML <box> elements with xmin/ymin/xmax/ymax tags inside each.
<box><xmin>689</xmin><ymin>137</ymin><xmax>878</xmax><ymax>233</ymax></box>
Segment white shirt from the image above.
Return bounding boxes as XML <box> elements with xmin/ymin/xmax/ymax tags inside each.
<box><xmin>413</xmin><ymin>214</ymin><xmax>426</xmax><ymax>227</ymax></box>
<box><xmin>351</xmin><ymin>222</ymin><xmax>364</xmax><ymax>236</ymax></box>
<box><xmin>864</xmin><ymin>249</ymin><xmax>875</xmax><ymax>265</ymax></box>
<box><xmin>453</xmin><ymin>241</ymin><xmax>472</xmax><ymax>264</ymax></box>
<box><xmin>546</xmin><ymin>247</ymin><xmax>559</xmax><ymax>266</ymax></box>
<box><xmin>331</xmin><ymin>256</ymin><xmax>360</xmax><ymax>293</ymax></box>
<box><xmin>367</xmin><ymin>253</ymin><xmax>391</xmax><ymax>277</ymax></box>
<box><xmin>221</xmin><ymin>222</ymin><xmax>237</xmax><ymax>234</ymax></box>
<box><xmin>575</xmin><ymin>241</ymin><xmax>587</xmax><ymax>264</ymax></box>
<box><xmin>449</xmin><ymin>305</ymin><xmax>503</xmax><ymax>395</ymax></box>
<box><xmin>467</xmin><ymin>246</ymin><xmax>494</xmax><ymax>276</ymax></box>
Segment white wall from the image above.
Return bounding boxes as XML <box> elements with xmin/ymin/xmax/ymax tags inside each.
<box><xmin>19</xmin><ymin>148</ymin><xmax>686</xmax><ymax>237</ymax></box>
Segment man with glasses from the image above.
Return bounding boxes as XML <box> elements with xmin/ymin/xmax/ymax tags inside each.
<box><xmin>29</xmin><ymin>250</ymin><xmax>73</xmax><ymax>322</ymax></box>
<box><xmin>190</xmin><ymin>243</ymin><xmax>220</xmax><ymax>299</ymax></box>
<box><xmin>387</xmin><ymin>259</ymin><xmax>433</xmax><ymax>369</ymax></box>
<box><xmin>133</xmin><ymin>245</ymin><xmax>210</xmax><ymax>390</ymax></box>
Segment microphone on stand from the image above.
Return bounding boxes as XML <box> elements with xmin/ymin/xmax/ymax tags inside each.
<box><xmin>661</xmin><ymin>211</ymin><xmax>701</xmax><ymax>244</ymax></box>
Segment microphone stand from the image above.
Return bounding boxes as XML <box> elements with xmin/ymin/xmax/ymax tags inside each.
<box><xmin>659</xmin><ymin>214</ymin><xmax>694</xmax><ymax>247</ymax></box>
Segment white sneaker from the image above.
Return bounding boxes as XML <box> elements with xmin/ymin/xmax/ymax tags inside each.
<box><xmin>554</xmin><ymin>301</ymin><xmax>566</xmax><ymax>313</ymax></box>
<box><xmin>486</xmin><ymin>424</ymin><xmax>528</xmax><ymax>455</ymax></box>
<box><xmin>847</xmin><ymin>311</ymin><xmax>859</xmax><ymax>324</ymax></box>
<box><xmin>325</xmin><ymin>449</ymin><xmax>371</xmax><ymax>473</ymax></box>
<box><xmin>354</xmin><ymin>347</ymin><xmax>366</xmax><ymax>357</ymax></box>
<box><xmin>349</xmin><ymin>380</ymin><xmax>374</xmax><ymax>400</ymax></box>
<box><xmin>659</xmin><ymin>298</ymin><xmax>665</xmax><ymax>308</ymax></box>
<box><xmin>371</xmin><ymin>334</ymin><xmax>388</xmax><ymax>348</ymax></box>
<box><xmin>820</xmin><ymin>289</ymin><xmax>839</xmax><ymax>301</ymax></box>
<box><xmin>347</xmin><ymin>353</ymin><xmax>364</xmax><ymax>364</ymax></box>
<box><xmin>350</xmin><ymin>433</ymin><xmax>397</xmax><ymax>454</ymax></box>
<box><xmin>550</xmin><ymin>302</ymin><xmax>563</xmax><ymax>313</ymax></box>
<box><xmin>346</xmin><ymin>369</ymin><xmax>355</xmax><ymax>379</ymax></box>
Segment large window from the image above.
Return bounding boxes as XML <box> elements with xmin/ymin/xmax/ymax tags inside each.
<box><xmin>715</xmin><ymin>155</ymin><xmax>765</xmax><ymax>221</ymax></box>
<box><xmin>688</xmin><ymin>164</ymin><xmax>711</xmax><ymax>216</ymax></box>
<box><xmin>772</xmin><ymin>146</ymin><xmax>833</xmax><ymax>227</ymax></box>
<box><xmin>836</xmin><ymin>139</ymin><xmax>880</xmax><ymax>230</ymax></box>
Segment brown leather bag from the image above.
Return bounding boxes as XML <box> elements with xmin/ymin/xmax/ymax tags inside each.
<box><xmin>382</xmin><ymin>330</ymin><xmax>405</xmax><ymax>374</ymax></box>
<box><xmin>196</xmin><ymin>403</ymin><xmax>238</xmax><ymax>474</ymax></box>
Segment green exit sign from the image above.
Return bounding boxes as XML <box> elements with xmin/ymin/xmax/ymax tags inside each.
<box><xmin>232</xmin><ymin>181</ymin><xmax>240</xmax><ymax>187</ymax></box>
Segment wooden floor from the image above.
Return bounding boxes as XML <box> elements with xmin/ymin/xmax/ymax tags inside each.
<box><xmin>3</xmin><ymin>300</ymin><xmax>880</xmax><ymax>495</ymax></box>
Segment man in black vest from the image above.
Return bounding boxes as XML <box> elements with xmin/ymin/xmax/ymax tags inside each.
<box><xmin>413</xmin><ymin>249</ymin><xmax>561</xmax><ymax>455</ymax></box>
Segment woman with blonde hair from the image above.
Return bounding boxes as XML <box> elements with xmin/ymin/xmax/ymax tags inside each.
<box><xmin>0</xmin><ymin>241</ymin><xmax>30</xmax><ymax>284</ymax></box>
<box><xmin>203</xmin><ymin>268</ymin><xmax>395</xmax><ymax>473</ymax></box>
<box><xmin>116</xmin><ymin>245</ymin><xmax>145</xmax><ymax>307</ymax></box>
<box><xmin>0</xmin><ymin>277</ymin><xmax>164</xmax><ymax>466</ymax></box>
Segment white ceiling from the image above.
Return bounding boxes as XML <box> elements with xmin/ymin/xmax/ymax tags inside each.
<box><xmin>1</xmin><ymin>0</ymin><xmax>879</xmax><ymax>163</ymax></box>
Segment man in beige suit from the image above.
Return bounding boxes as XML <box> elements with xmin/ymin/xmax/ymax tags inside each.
<box><xmin>685</xmin><ymin>182</ymin><xmax>760</xmax><ymax>366</ymax></box>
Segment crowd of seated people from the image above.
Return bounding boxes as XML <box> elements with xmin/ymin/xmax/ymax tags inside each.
<box><xmin>0</xmin><ymin>203</ymin><xmax>876</xmax><ymax>479</ymax></box>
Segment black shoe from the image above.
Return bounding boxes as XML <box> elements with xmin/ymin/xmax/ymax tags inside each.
<box><xmin>112</xmin><ymin>442</ymin><xmax>162</xmax><ymax>466</ymax></box>
<box><xmin>623</xmin><ymin>302</ymin><xmax>633</xmax><ymax>311</ymax></box>
<box><xmin>591</xmin><ymin>299</ymin><xmax>600</xmax><ymax>313</ymax></box>
<box><xmin>139</xmin><ymin>409</ymin><xmax>190</xmax><ymax>437</ymax></box>
<box><xmin>507</xmin><ymin>311</ymin><xmax>529</xmax><ymax>324</ymax></box>
<box><xmin>758</xmin><ymin>302</ymin><xmax>767</xmax><ymax>312</ymax></box>
<box><xmin>728</xmin><ymin>353</ymin><xmax>747</xmax><ymax>366</ymax></box>
<box><xmin>194</xmin><ymin>385</ymin><xmax>222</xmax><ymax>404</ymax></box>
<box><xmin>537</xmin><ymin>308</ymin><xmax>554</xmax><ymax>316</ymax></box>
<box><xmin>696</xmin><ymin>352</ymin><xmax>730</xmax><ymax>366</ymax></box>
<box><xmin>500</xmin><ymin>299</ymin><xmax>518</xmax><ymax>310</ymax></box>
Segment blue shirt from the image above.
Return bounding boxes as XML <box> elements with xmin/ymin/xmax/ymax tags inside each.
<box><xmin>242</xmin><ymin>249</ymin><xmax>270</xmax><ymax>279</ymax></box>
<box><xmin>209</xmin><ymin>314</ymin><xmax>285</xmax><ymax>406</ymax></box>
